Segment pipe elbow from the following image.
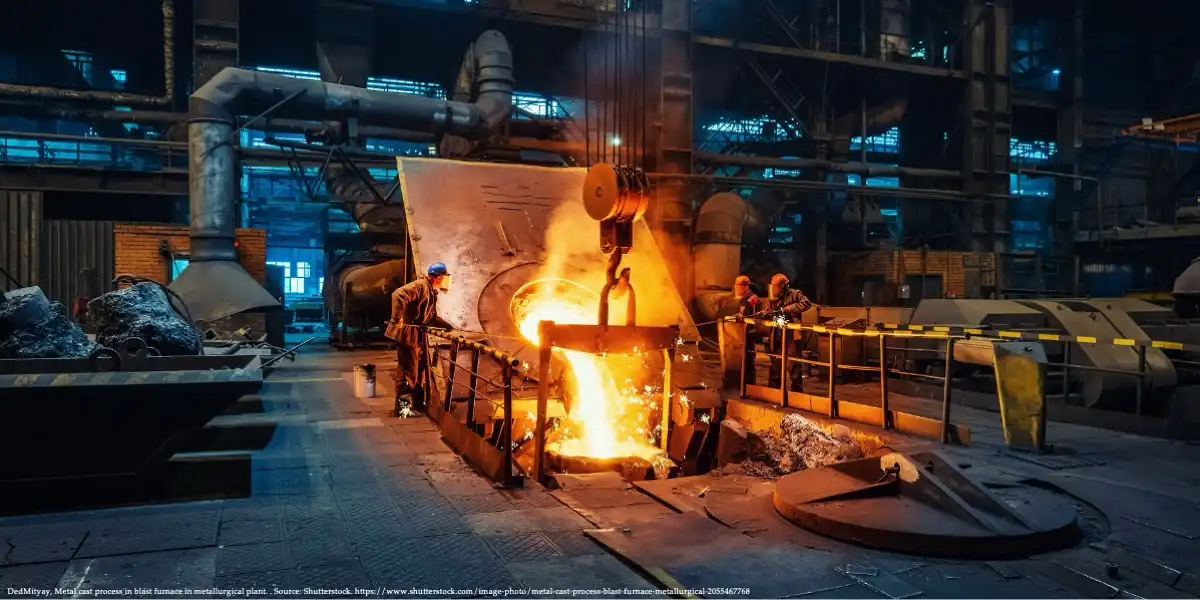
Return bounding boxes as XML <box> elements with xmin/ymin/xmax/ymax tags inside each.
<box><xmin>469</xmin><ymin>30</ymin><xmax>515</xmax><ymax>133</ymax></box>
<box><xmin>693</xmin><ymin>192</ymin><xmax>750</xmax><ymax>245</ymax></box>
<box><xmin>189</xmin><ymin>66</ymin><xmax>256</xmax><ymax>123</ymax></box>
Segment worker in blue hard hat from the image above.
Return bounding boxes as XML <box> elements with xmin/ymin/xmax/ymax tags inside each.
<box><xmin>385</xmin><ymin>262</ymin><xmax>455</xmax><ymax>415</ymax></box>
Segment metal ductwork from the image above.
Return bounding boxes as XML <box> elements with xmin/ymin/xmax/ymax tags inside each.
<box><xmin>1174</xmin><ymin>257</ymin><xmax>1200</xmax><ymax>319</ymax></box>
<box><xmin>170</xmin><ymin>30</ymin><xmax>515</xmax><ymax>324</ymax></box>
<box><xmin>692</xmin><ymin>192</ymin><xmax>761</xmax><ymax>322</ymax></box>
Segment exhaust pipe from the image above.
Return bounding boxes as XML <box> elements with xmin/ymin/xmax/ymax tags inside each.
<box><xmin>169</xmin><ymin>31</ymin><xmax>515</xmax><ymax>324</ymax></box>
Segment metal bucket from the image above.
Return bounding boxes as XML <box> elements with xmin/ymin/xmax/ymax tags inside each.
<box><xmin>353</xmin><ymin>363</ymin><xmax>377</xmax><ymax>398</ymax></box>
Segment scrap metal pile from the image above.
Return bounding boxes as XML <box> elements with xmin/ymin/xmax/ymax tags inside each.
<box><xmin>1</xmin><ymin>282</ymin><xmax>202</xmax><ymax>359</ymax></box>
<box><xmin>0</xmin><ymin>287</ymin><xmax>96</xmax><ymax>359</ymax></box>
<box><xmin>88</xmin><ymin>282</ymin><xmax>202</xmax><ymax>355</ymax></box>
<box><xmin>714</xmin><ymin>414</ymin><xmax>865</xmax><ymax>478</ymax></box>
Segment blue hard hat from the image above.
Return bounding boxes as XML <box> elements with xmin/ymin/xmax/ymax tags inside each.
<box><xmin>427</xmin><ymin>262</ymin><xmax>450</xmax><ymax>276</ymax></box>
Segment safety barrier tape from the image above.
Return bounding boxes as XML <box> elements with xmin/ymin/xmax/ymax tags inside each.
<box><xmin>731</xmin><ymin>317</ymin><xmax>1195</xmax><ymax>352</ymax></box>
<box><xmin>874</xmin><ymin>322</ymin><xmax>1190</xmax><ymax>351</ymax></box>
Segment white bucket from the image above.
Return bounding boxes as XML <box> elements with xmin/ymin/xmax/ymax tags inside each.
<box><xmin>353</xmin><ymin>364</ymin><xmax>377</xmax><ymax>398</ymax></box>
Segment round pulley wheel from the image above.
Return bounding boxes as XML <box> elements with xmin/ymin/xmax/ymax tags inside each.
<box><xmin>584</xmin><ymin>163</ymin><xmax>620</xmax><ymax>221</ymax></box>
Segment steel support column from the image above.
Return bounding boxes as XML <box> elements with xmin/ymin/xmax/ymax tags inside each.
<box><xmin>961</xmin><ymin>0</ymin><xmax>1011</xmax><ymax>252</ymax></box>
<box><xmin>1055</xmin><ymin>0</ymin><xmax>1083</xmax><ymax>252</ymax></box>
<box><xmin>653</xmin><ymin>0</ymin><xmax>695</xmax><ymax>301</ymax></box>
<box><xmin>193</xmin><ymin>0</ymin><xmax>240</xmax><ymax>89</ymax></box>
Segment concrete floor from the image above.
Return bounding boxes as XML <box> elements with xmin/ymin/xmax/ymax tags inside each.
<box><xmin>2</xmin><ymin>345</ymin><xmax>1199</xmax><ymax>598</ymax></box>
<box><xmin>0</xmin><ymin>346</ymin><xmax>653</xmax><ymax>598</ymax></box>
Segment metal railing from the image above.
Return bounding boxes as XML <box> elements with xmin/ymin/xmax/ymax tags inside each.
<box><xmin>422</xmin><ymin>328</ymin><xmax>525</xmax><ymax>487</ymax></box>
<box><xmin>733</xmin><ymin>317</ymin><xmax>961</xmax><ymax>444</ymax></box>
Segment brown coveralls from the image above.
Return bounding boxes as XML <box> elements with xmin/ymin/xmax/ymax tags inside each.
<box><xmin>391</xmin><ymin>277</ymin><xmax>453</xmax><ymax>411</ymax></box>
<box><xmin>765</xmin><ymin>288</ymin><xmax>813</xmax><ymax>391</ymax></box>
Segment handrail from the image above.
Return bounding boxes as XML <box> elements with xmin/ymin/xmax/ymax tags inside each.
<box><xmin>426</xmin><ymin>329</ymin><xmax>522</xmax><ymax>369</ymax></box>
<box><xmin>728</xmin><ymin>315</ymin><xmax>961</xmax><ymax>443</ymax></box>
<box><xmin>418</xmin><ymin>326</ymin><xmax>523</xmax><ymax>487</ymax></box>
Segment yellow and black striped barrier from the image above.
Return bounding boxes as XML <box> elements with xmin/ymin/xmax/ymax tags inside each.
<box><xmin>871</xmin><ymin>322</ymin><xmax>1190</xmax><ymax>351</ymax></box>
<box><xmin>730</xmin><ymin>318</ymin><xmax>1195</xmax><ymax>352</ymax></box>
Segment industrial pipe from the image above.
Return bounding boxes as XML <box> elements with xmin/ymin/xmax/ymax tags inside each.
<box><xmin>188</xmin><ymin>30</ymin><xmax>512</xmax><ymax>138</ymax></box>
<box><xmin>692</xmin><ymin>192</ymin><xmax>757</xmax><ymax>322</ymax></box>
<box><xmin>693</xmin><ymin>152</ymin><xmax>960</xmax><ymax>179</ymax></box>
<box><xmin>0</xmin><ymin>0</ymin><xmax>175</xmax><ymax>107</ymax></box>
<box><xmin>170</xmin><ymin>30</ymin><xmax>515</xmax><ymax>324</ymax></box>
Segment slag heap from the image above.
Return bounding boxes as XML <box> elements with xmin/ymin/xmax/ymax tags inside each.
<box><xmin>0</xmin><ymin>287</ymin><xmax>96</xmax><ymax>359</ymax></box>
<box><xmin>88</xmin><ymin>282</ymin><xmax>202</xmax><ymax>356</ymax></box>
<box><xmin>715</xmin><ymin>414</ymin><xmax>864</xmax><ymax>478</ymax></box>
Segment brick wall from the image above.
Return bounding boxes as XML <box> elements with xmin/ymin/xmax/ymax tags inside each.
<box><xmin>113</xmin><ymin>224</ymin><xmax>267</xmax><ymax>283</ymax></box>
<box><xmin>830</xmin><ymin>249</ymin><xmax>997</xmax><ymax>304</ymax></box>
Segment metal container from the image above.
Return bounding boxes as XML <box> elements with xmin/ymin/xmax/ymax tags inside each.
<box><xmin>353</xmin><ymin>363</ymin><xmax>377</xmax><ymax>398</ymax></box>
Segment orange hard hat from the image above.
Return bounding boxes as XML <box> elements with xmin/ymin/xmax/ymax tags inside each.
<box><xmin>770</xmin><ymin>273</ymin><xmax>790</xmax><ymax>287</ymax></box>
<box><xmin>734</xmin><ymin>275</ymin><xmax>751</xmax><ymax>286</ymax></box>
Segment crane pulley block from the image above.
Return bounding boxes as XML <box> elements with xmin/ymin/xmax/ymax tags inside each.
<box><xmin>583</xmin><ymin>162</ymin><xmax>650</xmax><ymax>254</ymax></box>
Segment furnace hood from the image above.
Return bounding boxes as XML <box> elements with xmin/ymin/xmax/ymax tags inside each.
<box><xmin>170</xmin><ymin>30</ymin><xmax>514</xmax><ymax>324</ymax></box>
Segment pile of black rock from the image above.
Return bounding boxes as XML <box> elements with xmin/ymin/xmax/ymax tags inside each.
<box><xmin>0</xmin><ymin>287</ymin><xmax>96</xmax><ymax>359</ymax></box>
<box><xmin>0</xmin><ymin>282</ymin><xmax>201</xmax><ymax>360</ymax></box>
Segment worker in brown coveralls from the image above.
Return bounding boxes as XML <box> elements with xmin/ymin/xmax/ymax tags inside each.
<box><xmin>386</xmin><ymin>262</ymin><xmax>455</xmax><ymax>414</ymax></box>
<box><xmin>734</xmin><ymin>275</ymin><xmax>764</xmax><ymax>386</ymax></box>
<box><xmin>764</xmin><ymin>273</ymin><xmax>813</xmax><ymax>392</ymax></box>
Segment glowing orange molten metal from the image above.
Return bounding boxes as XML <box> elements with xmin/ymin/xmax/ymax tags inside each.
<box><xmin>514</xmin><ymin>279</ymin><xmax>660</xmax><ymax>460</ymax></box>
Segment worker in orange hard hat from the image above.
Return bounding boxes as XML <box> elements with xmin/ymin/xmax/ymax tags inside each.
<box><xmin>764</xmin><ymin>273</ymin><xmax>813</xmax><ymax>392</ymax></box>
<box><xmin>733</xmin><ymin>275</ymin><xmax>765</xmax><ymax>385</ymax></box>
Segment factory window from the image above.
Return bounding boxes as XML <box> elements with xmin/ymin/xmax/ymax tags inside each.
<box><xmin>1010</xmin><ymin>139</ymin><xmax>1057</xmax><ymax>163</ymax></box>
<box><xmin>513</xmin><ymin>93</ymin><xmax>564</xmax><ymax>118</ymax></box>
<box><xmin>287</xmin><ymin>277</ymin><xmax>305</xmax><ymax>294</ymax></box>
<box><xmin>296</xmin><ymin>262</ymin><xmax>311</xmax><ymax>278</ymax></box>
<box><xmin>319</xmin><ymin>277</ymin><xmax>324</xmax><ymax>293</ymax></box>
<box><xmin>268</xmin><ymin>261</ymin><xmax>291</xmax><ymax>278</ymax></box>
<box><xmin>1012</xmin><ymin>22</ymin><xmax>1059</xmax><ymax>91</ymax></box>
<box><xmin>850</xmin><ymin>127</ymin><xmax>900</xmax><ymax>154</ymax></box>
<box><xmin>368</xmin><ymin>77</ymin><xmax>445</xmax><ymax>99</ymax></box>
<box><xmin>110</xmin><ymin>69</ymin><xmax>127</xmax><ymax>89</ymax></box>
<box><xmin>1010</xmin><ymin>220</ymin><xmax>1043</xmax><ymax>250</ymax></box>
<box><xmin>702</xmin><ymin>116</ymin><xmax>802</xmax><ymax>143</ymax></box>
<box><xmin>1010</xmin><ymin>174</ymin><xmax>1054</xmax><ymax>197</ymax></box>
<box><xmin>846</xmin><ymin>173</ymin><xmax>901</xmax><ymax>188</ymax></box>
<box><xmin>171</xmin><ymin>259</ymin><xmax>189</xmax><ymax>279</ymax></box>
<box><xmin>61</xmin><ymin>50</ymin><xmax>93</xmax><ymax>85</ymax></box>
<box><xmin>255</xmin><ymin>66</ymin><xmax>322</xmax><ymax>81</ymax></box>
<box><xmin>115</xmin><ymin>106</ymin><xmax>137</xmax><ymax>133</ymax></box>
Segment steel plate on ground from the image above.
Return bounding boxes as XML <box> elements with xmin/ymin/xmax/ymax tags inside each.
<box><xmin>1005</xmin><ymin>452</ymin><xmax>1103</xmax><ymax>471</ymax></box>
<box><xmin>585</xmin><ymin>511</ymin><xmax>866</xmax><ymax>598</ymax></box>
<box><xmin>633</xmin><ymin>474</ymin><xmax>775</xmax><ymax>515</ymax></box>
<box><xmin>773</xmin><ymin>452</ymin><xmax>1083</xmax><ymax>559</ymax></box>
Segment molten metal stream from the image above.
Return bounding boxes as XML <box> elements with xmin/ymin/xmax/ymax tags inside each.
<box><xmin>515</xmin><ymin>283</ymin><xmax>659</xmax><ymax>460</ymax></box>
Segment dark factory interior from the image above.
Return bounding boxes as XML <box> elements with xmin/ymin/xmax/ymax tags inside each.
<box><xmin>2</xmin><ymin>0</ymin><xmax>1200</xmax><ymax>597</ymax></box>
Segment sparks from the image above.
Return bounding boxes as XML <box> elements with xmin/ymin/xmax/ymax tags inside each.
<box><xmin>700</xmin><ymin>412</ymin><xmax>711</xmax><ymax>424</ymax></box>
<box><xmin>513</xmin><ymin>279</ymin><xmax>659</xmax><ymax>460</ymax></box>
<box><xmin>681</xmin><ymin>354</ymin><xmax>692</xmax><ymax>363</ymax></box>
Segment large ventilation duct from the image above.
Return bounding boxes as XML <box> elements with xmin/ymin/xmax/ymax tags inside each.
<box><xmin>170</xmin><ymin>30</ymin><xmax>514</xmax><ymax>324</ymax></box>
<box><xmin>692</xmin><ymin>192</ymin><xmax>761</xmax><ymax>322</ymax></box>
<box><xmin>1173</xmin><ymin>257</ymin><xmax>1200</xmax><ymax>318</ymax></box>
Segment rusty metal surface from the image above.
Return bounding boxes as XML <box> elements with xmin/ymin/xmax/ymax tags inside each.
<box><xmin>772</xmin><ymin>452</ymin><xmax>1082</xmax><ymax>559</ymax></box>
<box><xmin>0</xmin><ymin>349</ymin><xmax>260</xmax><ymax>378</ymax></box>
<box><xmin>0</xmin><ymin>190</ymin><xmax>42</xmax><ymax>293</ymax></box>
<box><xmin>585</xmin><ymin>511</ymin><xmax>856</xmax><ymax>598</ymax></box>
<box><xmin>542</xmin><ymin>323</ymin><xmax>680</xmax><ymax>355</ymax></box>
<box><xmin>396</xmin><ymin>158</ymin><xmax>713</xmax><ymax>389</ymax></box>
<box><xmin>633</xmin><ymin>474</ymin><xmax>775</xmax><ymax>516</ymax></box>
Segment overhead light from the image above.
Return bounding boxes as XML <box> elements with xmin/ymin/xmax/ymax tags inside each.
<box><xmin>1051</xmin><ymin>68</ymin><xmax>1061</xmax><ymax>76</ymax></box>
<box><xmin>611</xmin><ymin>136</ymin><xmax>622</xmax><ymax>147</ymax></box>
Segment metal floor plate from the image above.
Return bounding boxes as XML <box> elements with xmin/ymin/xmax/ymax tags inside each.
<box><xmin>1006</xmin><ymin>452</ymin><xmax>1102</xmax><ymax>471</ymax></box>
